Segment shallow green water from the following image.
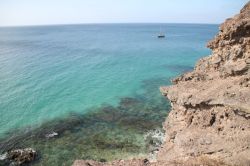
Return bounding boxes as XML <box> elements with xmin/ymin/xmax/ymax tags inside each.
<box><xmin>0</xmin><ymin>24</ymin><xmax>218</xmax><ymax>165</ymax></box>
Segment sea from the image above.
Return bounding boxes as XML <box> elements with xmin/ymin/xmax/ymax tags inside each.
<box><xmin>0</xmin><ymin>24</ymin><xmax>218</xmax><ymax>165</ymax></box>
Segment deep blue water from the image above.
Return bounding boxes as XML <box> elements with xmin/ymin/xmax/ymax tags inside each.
<box><xmin>0</xmin><ymin>24</ymin><xmax>218</xmax><ymax>165</ymax></box>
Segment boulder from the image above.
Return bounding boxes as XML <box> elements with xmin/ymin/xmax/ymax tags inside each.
<box><xmin>7</xmin><ymin>148</ymin><xmax>37</xmax><ymax>165</ymax></box>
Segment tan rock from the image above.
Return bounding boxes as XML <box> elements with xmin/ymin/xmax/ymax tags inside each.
<box><xmin>158</xmin><ymin>2</ymin><xmax>250</xmax><ymax>166</ymax></box>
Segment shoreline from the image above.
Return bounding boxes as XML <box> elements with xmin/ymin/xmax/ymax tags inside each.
<box><xmin>73</xmin><ymin>2</ymin><xmax>250</xmax><ymax>166</ymax></box>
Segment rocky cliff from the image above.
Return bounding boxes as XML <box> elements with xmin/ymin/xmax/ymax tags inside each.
<box><xmin>73</xmin><ymin>2</ymin><xmax>250</xmax><ymax>166</ymax></box>
<box><xmin>159</xmin><ymin>2</ymin><xmax>250</xmax><ymax>166</ymax></box>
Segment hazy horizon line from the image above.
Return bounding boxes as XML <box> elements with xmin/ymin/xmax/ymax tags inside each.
<box><xmin>0</xmin><ymin>22</ymin><xmax>220</xmax><ymax>28</ymax></box>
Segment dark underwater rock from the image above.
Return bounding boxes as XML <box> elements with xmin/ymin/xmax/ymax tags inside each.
<box><xmin>119</xmin><ymin>97</ymin><xmax>141</xmax><ymax>109</ymax></box>
<box><xmin>7</xmin><ymin>148</ymin><xmax>37</xmax><ymax>165</ymax></box>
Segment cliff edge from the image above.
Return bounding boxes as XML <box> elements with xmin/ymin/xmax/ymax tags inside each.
<box><xmin>159</xmin><ymin>2</ymin><xmax>250</xmax><ymax>166</ymax></box>
<box><xmin>73</xmin><ymin>2</ymin><xmax>250</xmax><ymax>166</ymax></box>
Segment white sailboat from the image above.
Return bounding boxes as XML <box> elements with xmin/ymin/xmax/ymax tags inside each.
<box><xmin>158</xmin><ymin>27</ymin><xmax>165</xmax><ymax>38</ymax></box>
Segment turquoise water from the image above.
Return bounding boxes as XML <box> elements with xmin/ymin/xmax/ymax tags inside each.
<box><xmin>0</xmin><ymin>24</ymin><xmax>218</xmax><ymax>165</ymax></box>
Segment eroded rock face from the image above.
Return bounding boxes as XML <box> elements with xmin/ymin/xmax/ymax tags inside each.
<box><xmin>159</xmin><ymin>2</ymin><xmax>250</xmax><ymax>166</ymax></box>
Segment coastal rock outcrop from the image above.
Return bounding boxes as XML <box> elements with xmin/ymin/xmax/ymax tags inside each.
<box><xmin>73</xmin><ymin>2</ymin><xmax>250</xmax><ymax>166</ymax></box>
<box><xmin>159</xmin><ymin>2</ymin><xmax>250</xmax><ymax>166</ymax></box>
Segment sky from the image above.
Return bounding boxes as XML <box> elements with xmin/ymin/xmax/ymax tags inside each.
<box><xmin>0</xmin><ymin>0</ymin><xmax>249</xmax><ymax>26</ymax></box>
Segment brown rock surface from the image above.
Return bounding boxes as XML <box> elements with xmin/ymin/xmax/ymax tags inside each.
<box><xmin>159</xmin><ymin>1</ymin><xmax>250</xmax><ymax>166</ymax></box>
<box><xmin>73</xmin><ymin>157</ymin><xmax>228</xmax><ymax>166</ymax></box>
<box><xmin>73</xmin><ymin>2</ymin><xmax>250</xmax><ymax>166</ymax></box>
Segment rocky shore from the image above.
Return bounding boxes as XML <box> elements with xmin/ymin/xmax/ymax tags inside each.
<box><xmin>158</xmin><ymin>2</ymin><xmax>250</xmax><ymax>165</ymax></box>
<box><xmin>73</xmin><ymin>2</ymin><xmax>250</xmax><ymax>166</ymax></box>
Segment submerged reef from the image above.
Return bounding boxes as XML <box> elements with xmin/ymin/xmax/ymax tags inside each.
<box><xmin>0</xmin><ymin>79</ymin><xmax>169</xmax><ymax>166</ymax></box>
